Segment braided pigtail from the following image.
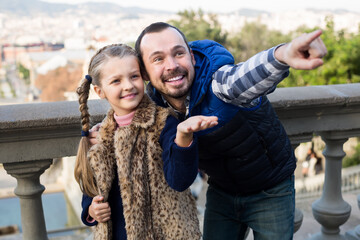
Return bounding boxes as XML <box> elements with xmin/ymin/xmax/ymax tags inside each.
<box><xmin>74</xmin><ymin>43</ymin><xmax>139</xmax><ymax>197</ymax></box>
<box><xmin>74</xmin><ymin>75</ymin><xmax>98</xmax><ymax>197</ymax></box>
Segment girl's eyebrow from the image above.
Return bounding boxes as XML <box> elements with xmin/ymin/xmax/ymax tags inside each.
<box><xmin>105</xmin><ymin>74</ymin><xmax>122</xmax><ymax>83</ymax></box>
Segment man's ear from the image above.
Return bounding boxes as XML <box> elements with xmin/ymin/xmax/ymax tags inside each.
<box><xmin>190</xmin><ymin>49</ymin><xmax>196</xmax><ymax>65</ymax></box>
<box><xmin>93</xmin><ymin>85</ymin><xmax>105</xmax><ymax>99</ymax></box>
<box><xmin>141</xmin><ymin>70</ymin><xmax>150</xmax><ymax>82</ymax></box>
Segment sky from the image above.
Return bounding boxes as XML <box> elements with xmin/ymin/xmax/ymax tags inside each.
<box><xmin>42</xmin><ymin>0</ymin><xmax>360</xmax><ymax>14</ymax></box>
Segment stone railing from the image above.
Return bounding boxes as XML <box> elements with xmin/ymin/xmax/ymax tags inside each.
<box><xmin>0</xmin><ymin>99</ymin><xmax>109</xmax><ymax>240</ymax></box>
<box><xmin>296</xmin><ymin>165</ymin><xmax>360</xmax><ymax>199</ymax></box>
<box><xmin>1</xmin><ymin>83</ymin><xmax>360</xmax><ymax>240</ymax></box>
<box><xmin>269</xmin><ymin>83</ymin><xmax>360</xmax><ymax>240</ymax></box>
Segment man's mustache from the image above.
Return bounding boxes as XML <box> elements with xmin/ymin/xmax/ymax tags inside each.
<box><xmin>161</xmin><ymin>67</ymin><xmax>188</xmax><ymax>82</ymax></box>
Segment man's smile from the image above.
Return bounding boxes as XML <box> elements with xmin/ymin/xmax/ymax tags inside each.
<box><xmin>164</xmin><ymin>75</ymin><xmax>185</xmax><ymax>85</ymax></box>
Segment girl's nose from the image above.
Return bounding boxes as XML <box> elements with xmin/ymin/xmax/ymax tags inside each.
<box><xmin>123</xmin><ymin>78</ymin><xmax>134</xmax><ymax>90</ymax></box>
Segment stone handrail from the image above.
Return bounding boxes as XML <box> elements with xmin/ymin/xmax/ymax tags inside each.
<box><xmin>0</xmin><ymin>99</ymin><xmax>109</xmax><ymax>240</ymax></box>
<box><xmin>296</xmin><ymin>165</ymin><xmax>360</xmax><ymax>200</ymax></box>
<box><xmin>1</xmin><ymin>83</ymin><xmax>360</xmax><ymax>240</ymax></box>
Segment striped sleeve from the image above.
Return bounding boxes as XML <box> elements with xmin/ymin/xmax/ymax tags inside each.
<box><xmin>211</xmin><ymin>44</ymin><xmax>290</xmax><ymax>107</ymax></box>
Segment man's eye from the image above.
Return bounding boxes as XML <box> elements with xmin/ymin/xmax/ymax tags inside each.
<box><xmin>154</xmin><ymin>57</ymin><xmax>163</xmax><ymax>62</ymax></box>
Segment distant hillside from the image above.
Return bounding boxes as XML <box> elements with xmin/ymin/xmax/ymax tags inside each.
<box><xmin>231</xmin><ymin>7</ymin><xmax>355</xmax><ymax>17</ymax></box>
<box><xmin>0</xmin><ymin>0</ymin><xmax>173</xmax><ymax>16</ymax></box>
<box><xmin>0</xmin><ymin>0</ymin><xmax>356</xmax><ymax>19</ymax></box>
<box><xmin>0</xmin><ymin>0</ymin><xmax>70</xmax><ymax>15</ymax></box>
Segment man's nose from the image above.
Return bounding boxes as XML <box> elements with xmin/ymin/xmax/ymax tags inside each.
<box><xmin>165</xmin><ymin>57</ymin><xmax>178</xmax><ymax>70</ymax></box>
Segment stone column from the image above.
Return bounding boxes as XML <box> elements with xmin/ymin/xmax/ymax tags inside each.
<box><xmin>3</xmin><ymin>159</ymin><xmax>52</xmax><ymax>240</ymax></box>
<box><xmin>345</xmin><ymin>194</ymin><xmax>360</xmax><ymax>239</ymax></box>
<box><xmin>290</xmin><ymin>134</ymin><xmax>313</xmax><ymax>233</ymax></box>
<box><xmin>309</xmin><ymin>132</ymin><xmax>351</xmax><ymax>240</ymax></box>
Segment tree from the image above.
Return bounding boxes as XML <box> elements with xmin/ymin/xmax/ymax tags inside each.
<box><xmin>35</xmin><ymin>64</ymin><xmax>82</xmax><ymax>102</ymax></box>
<box><xmin>280</xmin><ymin>16</ymin><xmax>360</xmax><ymax>87</ymax></box>
<box><xmin>17</xmin><ymin>63</ymin><xmax>30</xmax><ymax>84</ymax></box>
<box><xmin>169</xmin><ymin>9</ymin><xmax>227</xmax><ymax>45</ymax></box>
<box><xmin>226</xmin><ymin>21</ymin><xmax>291</xmax><ymax>62</ymax></box>
<box><xmin>168</xmin><ymin>11</ymin><xmax>360</xmax><ymax>88</ymax></box>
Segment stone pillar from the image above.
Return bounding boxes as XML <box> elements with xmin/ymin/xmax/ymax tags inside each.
<box><xmin>345</xmin><ymin>194</ymin><xmax>360</xmax><ymax>239</ymax></box>
<box><xmin>292</xmin><ymin>141</ymin><xmax>303</xmax><ymax>233</ymax></box>
<box><xmin>309</xmin><ymin>132</ymin><xmax>351</xmax><ymax>240</ymax></box>
<box><xmin>290</xmin><ymin>134</ymin><xmax>312</xmax><ymax>233</ymax></box>
<box><xmin>3</xmin><ymin>159</ymin><xmax>52</xmax><ymax>240</ymax></box>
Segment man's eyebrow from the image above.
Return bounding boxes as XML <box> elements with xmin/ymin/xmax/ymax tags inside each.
<box><xmin>148</xmin><ymin>45</ymin><xmax>187</xmax><ymax>59</ymax></box>
<box><xmin>173</xmin><ymin>45</ymin><xmax>187</xmax><ymax>51</ymax></box>
<box><xmin>148</xmin><ymin>51</ymin><xmax>162</xmax><ymax>60</ymax></box>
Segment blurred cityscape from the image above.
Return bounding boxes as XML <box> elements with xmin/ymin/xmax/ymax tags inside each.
<box><xmin>0</xmin><ymin>0</ymin><xmax>360</xmax><ymax>104</ymax></box>
<box><xmin>1</xmin><ymin>1</ymin><xmax>360</xmax><ymax>239</ymax></box>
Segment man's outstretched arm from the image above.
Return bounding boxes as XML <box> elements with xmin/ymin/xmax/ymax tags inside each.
<box><xmin>211</xmin><ymin>29</ymin><xmax>327</xmax><ymax>107</ymax></box>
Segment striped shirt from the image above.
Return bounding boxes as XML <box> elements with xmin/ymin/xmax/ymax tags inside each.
<box><xmin>211</xmin><ymin>45</ymin><xmax>289</xmax><ymax>108</ymax></box>
<box><xmin>162</xmin><ymin>45</ymin><xmax>289</xmax><ymax>114</ymax></box>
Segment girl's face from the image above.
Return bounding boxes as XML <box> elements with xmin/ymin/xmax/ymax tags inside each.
<box><xmin>94</xmin><ymin>56</ymin><xmax>144</xmax><ymax>116</ymax></box>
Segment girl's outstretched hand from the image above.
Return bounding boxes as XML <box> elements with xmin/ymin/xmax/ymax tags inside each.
<box><xmin>175</xmin><ymin>116</ymin><xmax>218</xmax><ymax>147</ymax></box>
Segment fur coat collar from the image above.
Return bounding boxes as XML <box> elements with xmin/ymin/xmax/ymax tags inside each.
<box><xmin>88</xmin><ymin>95</ymin><xmax>201</xmax><ymax>240</ymax></box>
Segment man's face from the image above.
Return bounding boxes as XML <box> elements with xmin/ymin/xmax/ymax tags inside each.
<box><xmin>140</xmin><ymin>27</ymin><xmax>196</xmax><ymax>101</ymax></box>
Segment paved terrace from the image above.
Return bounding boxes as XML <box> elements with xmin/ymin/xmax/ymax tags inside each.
<box><xmin>1</xmin><ymin>83</ymin><xmax>360</xmax><ymax>240</ymax></box>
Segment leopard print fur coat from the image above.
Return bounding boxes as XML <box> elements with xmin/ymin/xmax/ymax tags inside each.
<box><xmin>88</xmin><ymin>95</ymin><xmax>201</xmax><ymax>240</ymax></box>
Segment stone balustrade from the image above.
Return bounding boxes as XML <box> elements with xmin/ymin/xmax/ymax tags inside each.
<box><xmin>1</xmin><ymin>83</ymin><xmax>360</xmax><ymax>240</ymax></box>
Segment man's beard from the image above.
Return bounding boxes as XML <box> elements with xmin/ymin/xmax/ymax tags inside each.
<box><xmin>160</xmin><ymin>67</ymin><xmax>192</xmax><ymax>99</ymax></box>
<box><xmin>165</xmin><ymin>87</ymin><xmax>190</xmax><ymax>99</ymax></box>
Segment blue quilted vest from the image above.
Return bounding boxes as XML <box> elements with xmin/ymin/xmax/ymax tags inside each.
<box><xmin>148</xmin><ymin>40</ymin><xmax>296</xmax><ymax>195</ymax></box>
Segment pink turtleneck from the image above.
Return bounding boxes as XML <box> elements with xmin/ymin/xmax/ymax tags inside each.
<box><xmin>114</xmin><ymin>111</ymin><xmax>136</xmax><ymax>126</ymax></box>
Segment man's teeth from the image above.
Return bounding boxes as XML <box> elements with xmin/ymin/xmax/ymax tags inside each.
<box><xmin>167</xmin><ymin>76</ymin><xmax>182</xmax><ymax>82</ymax></box>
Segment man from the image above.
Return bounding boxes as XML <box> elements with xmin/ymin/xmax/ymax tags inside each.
<box><xmin>132</xmin><ymin>22</ymin><xmax>326</xmax><ymax>240</ymax></box>
<box><xmin>90</xmin><ymin>22</ymin><xmax>326</xmax><ymax>239</ymax></box>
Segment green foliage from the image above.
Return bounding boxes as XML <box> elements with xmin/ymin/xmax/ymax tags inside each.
<box><xmin>279</xmin><ymin>16</ymin><xmax>360</xmax><ymax>87</ymax></box>
<box><xmin>17</xmin><ymin>63</ymin><xmax>30</xmax><ymax>84</ymax></box>
<box><xmin>168</xmin><ymin>11</ymin><xmax>360</xmax><ymax>87</ymax></box>
<box><xmin>343</xmin><ymin>143</ymin><xmax>360</xmax><ymax>168</ymax></box>
<box><xmin>169</xmin><ymin>9</ymin><xmax>227</xmax><ymax>45</ymax></box>
<box><xmin>226</xmin><ymin>21</ymin><xmax>291</xmax><ymax>62</ymax></box>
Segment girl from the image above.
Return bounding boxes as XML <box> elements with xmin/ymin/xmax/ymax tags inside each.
<box><xmin>74</xmin><ymin>44</ymin><xmax>218</xmax><ymax>240</ymax></box>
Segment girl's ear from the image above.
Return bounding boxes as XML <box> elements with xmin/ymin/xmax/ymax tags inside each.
<box><xmin>93</xmin><ymin>85</ymin><xmax>105</xmax><ymax>99</ymax></box>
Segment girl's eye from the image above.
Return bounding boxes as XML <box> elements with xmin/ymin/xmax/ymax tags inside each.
<box><xmin>176</xmin><ymin>51</ymin><xmax>185</xmax><ymax>56</ymax></box>
<box><xmin>131</xmin><ymin>74</ymin><xmax>140</xmax><ymax>79</ymax></box>
<box><xmin>111</xmin><ymin>79</ymin><xmax>120</xmax><ymax>84</ymax></box>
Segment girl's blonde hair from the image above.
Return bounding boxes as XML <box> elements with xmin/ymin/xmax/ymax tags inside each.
<box><xmin>74</xmin><ymin>44</ymin><xmax>138</xmax><ymax>197</ymax></box>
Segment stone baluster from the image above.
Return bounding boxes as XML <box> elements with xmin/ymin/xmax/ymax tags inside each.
<box><xmin>290</xmin><ymin>134</ymin><xmax>313</xmax><ymax>233</ymax></box>
<box><xmin>308</xmin><ymin>132</ymin><xmax>351</xmax><ymax>240</ymax></box>
<box><xmin>3</xmin><ymin>159</ymin><xmax>53</xmax><ymax>240</ymax></box>
<box><xmin>345</xmin><ymin>194</ymin><xmax>360</xmax><ymax>239</ymax></box>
